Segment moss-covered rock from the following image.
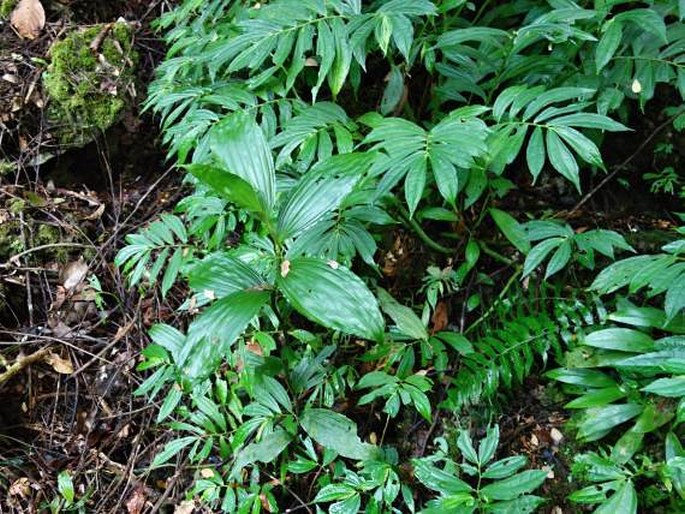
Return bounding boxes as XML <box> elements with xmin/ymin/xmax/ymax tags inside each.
<box><xmin>42</xmin><ymin>21</ymin><xmax>138</xmax><ymax>146</ymax></box>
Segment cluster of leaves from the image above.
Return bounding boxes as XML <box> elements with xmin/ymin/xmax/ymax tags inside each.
<box><xmin>116</xmin><ymin>0</ymin><xmax>685</xmax><ymax>512</ymax></box>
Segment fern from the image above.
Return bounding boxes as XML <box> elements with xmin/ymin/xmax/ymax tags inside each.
<box><xmin>446</xmin><ymin>285</ymin><xmax>607</xmax><ymax>410</ymax></box>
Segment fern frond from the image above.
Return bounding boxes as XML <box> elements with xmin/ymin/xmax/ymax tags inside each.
<box><xmin>447</xmin><ymin>285</ymin><xmax>607</xmax><ymax>410</ymax></box>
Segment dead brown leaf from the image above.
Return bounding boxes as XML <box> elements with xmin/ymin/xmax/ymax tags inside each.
<box><xmin>9</xmin><ymin>477</ymin><xmax>30</xmax><ymax>497</ymax></box>
<box><xmin>45</xmin><ymin>352</ymin><xmax>74</xmax><ymax>374</ymax></box>
<box><xmin>431</xmin><ymin>301</ymin><xmax>449</xmax><ymax>334</ymax></box>
<box><xmin>10</xmin><ymin>0</ymin><xmax>45</xmax><ymax>40</ymax></box>
<box><xmin>174</xmin><ymin>500</ymin><xmax>195</xmax><ymax>514</ymax></box>
<box><xmin>125</xmin><ymin>487</ymin><xmax>146</xmax><ymax>514</ymax></box>
<box><xmin>61</xmin><ymin>259</ymin><xmax>89</xmax><ymax>291</ymax></box>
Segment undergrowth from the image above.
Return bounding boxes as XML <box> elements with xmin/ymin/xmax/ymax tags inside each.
<box><xmin>118</xmin><ymin>1</ymin><xmax>685</xmax><ymax>512</ymax></box>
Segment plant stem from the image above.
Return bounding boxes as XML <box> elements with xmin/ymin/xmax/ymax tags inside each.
<box><xmin>394</xmin><ymin>203</ymin><xmax>455</xmax><ymax>255</ymax></box>
<box><xmin>465</xmin><ymin>266</ymin><xmax>522</xmax><ymax>335</ymax></box>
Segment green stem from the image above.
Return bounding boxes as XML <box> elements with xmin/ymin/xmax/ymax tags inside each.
<box><xmin>394</xmin><ymin>203</ymin><xmax>455</xmax><ymax>255</ymax></box>
<box><xmin>479</xmin><ymin>242</ymin><xmax>514</xmax><ymax>266</ymax></box>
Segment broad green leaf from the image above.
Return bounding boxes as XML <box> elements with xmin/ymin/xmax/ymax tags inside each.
<box><xmin>564</xmin><ymin>386</ymin><xmax>626</xmax><ymax>409</ymax></box>
<box><xmin>314</xmin><ymin>484</ymin><xmax>357</xmax><ymax>503</ymax></box>
<box><xmin>300</xmin><ymin>408</ymin><xmax>380</xmax><ymax>460</ymax></box>
<box><xmin>490</xmin><ymin>208</ymin><xmax>531</xmax><ymax>254</ymax></box>
<box><xmin>208</xmin><ymin>112</ymin><xmax>275</xmax><ymax>210</ymax></box>
<box><xmin>405</xmin><ymin>160</ymin><xmax>427</xmax><ymax>217</ymax></box>
<box><xmin>554</xmin><ymin>126</ymin><xmax>603</xmax><ymax>168</ymax></box>
<box><xmin>482</xmin><ymin>456</ymin><xmax>528</xmax><ymax>479</ymax></box>
<box><xmin>188</xmin><ymin>253</ymin><xmax>267</xmax><ymax>299</ymax></box>
<box><xmin>187</xmin><ymin>164</ymin><xmax>266</xmax><ymax>214</ymax></box>
<box><xmin>381</xmin><ymin>65</ymin><xmax>404</xmax><ymax>115</ymax></box>
<box><xmin>546</xmin><ymin>368</ymin><xmax>616</xmax><ymax>388</ymax></box>
<box><xmin>331</xmin><ymin>494</ymin><xmax>361</xmax><ymax>514</ymax></box>
<box><xmin>480</xmin><ymin>470</ymin><xmax>547</xmax><ymax>501</ymax></box>
<box><xmin>157</xmin><ymin>385</ymin><xmax>183</xmax><ymax>422</ymax></box>
<box><xmin>545</xmin><ymin>130</ymin><xmax>580</xmax><ymax>191</ymax></box>
<box><xmin>488</xmin><ymin>495</ymin><xmax>546</xmax><ymax>513</ymax></box>
<box><xmin>457</xmin><ymin>430</ymin><xmax>479</xmax><ymax>465</ymax></box>
<box><xmin>182</xmin><ymin>290</ymin><xmax>270</xmax><ymax>377</ymax></box>
<box><xmin>545</xmin><ymin>239</ymin><xmax>572</xmax><ymax>279</ymax></box>
<box><xmin>57</xmin><ymin>471</ymin><xmax>75</xmax><ymax>504</ymax></box>
<box><xmin>412</xmin><ymin>459</ymin><xmax>473</xmax><ymax>495</ymax></box>
<box><xmin>377</xmin><ymin>288</ymin><xmax>428</xmax><ymax>340</ymax></box>
<box><xmin>523</xmin><ymin>237</ymin><xmax>564</xmax><ymax>277</ymax></box>
<box><xmin>149</xmin><ymin>324</ymin><xmax>185</xmax><ymax>364</ymax></box>
<box><xmin>278</xmin><ymin>161</ymin><xmax>360</xmax><ymax>240</ymax></box>
<box><xmin>550</xmin><ymin>113</ymin><xmax>629</xmax><ymax>132</ymax></box>
<box><xmin>232</xmin><ymin>428</ymin><xmax>293</xmax><ymax>476</ymax></box>
<box><xmin>596</xmin><ymin>19</ymin><xmax>623</xmax><ymax>72</ymax></box>
<box><xmin>478</xmin><ymin>425</ymin><xmax>500</xmax><ymax>466</ymax></box>
<box><xmin>642</xmin><ymin>376</ymin><xmax>685</xmax><ymax>398</ymax></box>
<box><xmin>526</xmin><ymin>127</ymin><xmax>545</xmax><ymax>181</ymax></box>
<box><xmin>594</xmin><ymin>480</ymin><xmax>637</xmax><ymax>514</ymax></box>
<box><xmin>584</xmin><ymin>328</ymin><xmax>655</xmax><ymax>353</ymax></box>
<box><xmin>151</xmin><ymin>436</ymin><xmax>197</xmax><ymax>467</ymax></box>
<box><xmin>277</xmin><ymin>257</ymin><xmax>385</xmax><ymax>342</ymax></box>
<box><xmin>591</xmin><ymin>255</ymin><xmax>659</xmax><ymax>294</ymax></box>
<box><xmin>665</xmin><ymin>274</ymin><xmax>685</xmax><ymax>321</ymax></box>
<box><xmin>577</xmin><ymin>404</ymin><xmax>643</xmax><ymax>441</ymax></box>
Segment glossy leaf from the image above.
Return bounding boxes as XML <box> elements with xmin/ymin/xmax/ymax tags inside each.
<box><xmin>277</xmin><ymin>257</ymin><xmax>385</xmax><ymax>341</ymax></box>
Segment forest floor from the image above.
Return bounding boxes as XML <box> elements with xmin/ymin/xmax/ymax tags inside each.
<box><xmin>0</xmin><ymin>1</ymin><xmax>683</xmax><ymax>513</ymax></box>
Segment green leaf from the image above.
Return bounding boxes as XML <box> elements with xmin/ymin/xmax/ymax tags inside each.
<box><xmin>564</xmin><ymin>386</ymin><xmax>627</xmax><ymax>409</ymax></box>
<box><xmin>546</xmin><ymin>368</ymin><xmax>616</xmax><ymax>388</ymax></box>
<box><xmin>188</xmin><ymin>253</ymin><xmax>267</xmax><ymax>299</ymax></box>
<box><xmin>187</xmin><ymin>164</ymin><xmax>266</xmax><ymax>214</ymax></box>
<box><xmin>331</xmin><ymin>494</ymin><xmax>361</xmax><ymax>514</ymax></box>
<box><xmin>523</xmin><ymin>238</ymin><xmax>564</xmax><ymax>277</ymax></box>
<box><xmin>278</xmin><ymin>160</ymin><xmax>360</xmax><ymax>240</ymax></box>
<box><xmin>596</xmin><ymin>19</ymin><xmax>623</xmax><ymax>73</ymax></box>
<box><xmin>377</xmin><ymin>288</ymin><xmax>428</xmax><ymax>340</ymax></box>
<box><xmin>151</xmin><ymin>436</ymin><xmax>197</xmax><ymax>467</ymax></box>
<box><xmin>478</xmin><ymin>425</ymin><xmax>500</xmax><ymax>466</ymax></box>
<box><xmin>526</xmin><ymin>127</ymin><xmax>545</xmax><ymax>181</ymax></box>
<box><xmin>314</xmin><ymin>484</ymin><xmax>356</xmax><ymax>503</ymax></box>
<box><xmin>490</xmin><ymin>208</ymin><xmax>531</xmax><ymax>254</ymax></box>
<box><xmin>208</xmin><ymin>112</ymin><xmax>275</xmax><ymax>211</ymax></box>
<box><xmin>665</xmin><ymin>274</ymin><xmax>685</xmax><ymax>321</ymax></box>
<box><xmin>480</xmin><ymin>470</ymin><xmax>547</xmax><ymax>501</ymax></box>
<box><xmin>577</xmin><ymin>404</ymin><xmax>644</xmax><ymax>441</ymax></box>
<box><xmin>57</xmin><ymin>471</ymin><xmax>75</xmax><ymax>505</ymax></box>
<box><xmin>412</xmin><ymin>459</ymin><xmax>473</xmax><ymax>495</ymax></box>
<box><xmin>545</xmin><ymin>239</ymin><xmax>572</xmax><ymax>279</ymax></box>
<box><xmin>277</xmin><ymin>257</ymin><xmax>385</xmax><ymax>342</ymax></box>
<box><xmin>545</xmin><ymin>130</ymin><xmax>580</xmax><ymax>191</ymax></box>
<box><xmin>554</xmin><ymin>126</ymin><xmax>604</xmax><ymax>168</ymax></box>
<box><xmin>157</xmin><ymin>385</ymin><xmax>183</xmax><ymax>422</ymax></box>
<box><xmin>182</xmin><ymin>290</ymin><xmax>270</xmax><ymax>378</ymax></box>
<box><xmin>381</xmin><ymin>65</ymin><xmax>404</xmax><ymax>115</ymax></box>
<box><xmin>594</xmin><ymin>480</ymin><xmax>637</xmax><ymax>514</ymax></box>
<box><xmin>405</xmin><ymin>159</ymin><xmax>427</xmax><ymax>217</ymax></box>
<box><xmin>232</xmin><ymin>429</ymin><xmax>293</xmax><ymax>473</ymax></box>
<box><xmin>457</xmin><ymin>430</ymin><xmax>479</xmax><ymax>465</ymax></box>
<box><xmin>488</xmin><ymin>495</ymin><xmax>546</xmax><ymax>513</ymax></box>
<box><xmin>300</xmin><ymin>408</ymin><xmax>380</xmax><ymax>460</ymax></box>
<box><xmin>482</xmin><ymin>456</ymin><xmax>528</xmax><ymax>480</ymax></box>
<box><xmin>550</xmin><ymin>113</ymin><xmax>629</xmax><ymax>132</ymax></box>
<box><xmin>584</xmin><ymin>328</ymin><xmax>655</xmax><ymax>353</ymax></box>
<box><xmin>642</xmin><ymin>376</ymin><xmax>685</xmax><ymax>398</ymax></box>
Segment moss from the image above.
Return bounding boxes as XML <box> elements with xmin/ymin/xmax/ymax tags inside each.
<box><xmin>42</xmin><ymin>22</ymin><xmax>138</xmax><ymax>146</ymax></box>
<box><xmin>0</xmin><ymin>0</ymin><xmax>16</xmax><ymax>18</ymax></box>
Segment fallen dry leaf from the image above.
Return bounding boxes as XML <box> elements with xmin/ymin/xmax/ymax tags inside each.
<box><xmin>10</xmin><ymin>0</ymin><xmax>45</xmax><ymax>40</ymax></box>
<box><xmin>9</xmin><ymin>477</ymin><xmax>30</xmax><ymax>497</ymax></box>
<box><xmin>45</xmin><ymin>352</ymin><xmax>74</xmax><ymax>374</ymax></box>
<box><xmin>174</xmin><ymin>500</ymin><xmax>195</xmax><ymax>514</ymax></box>
<box><xmin>431</xmin><ymin>301</ymin><xmax>449</xmax><ymax>333</ymax></box>
<box><xmin>61</xmin><ymin>259</ymin><xmax>89</xmax><ymax>291</ymax></box>
<box><xmin>125</xmin><ymin>487</ymin><xmax>146</xmax><ymax>514</ymax></box>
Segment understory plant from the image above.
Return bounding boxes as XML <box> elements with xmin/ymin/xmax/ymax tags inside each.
<box><xmin>118</xmin><ymin>0</ymin><xmax>685</xmax><ymax>511</ymax></box>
